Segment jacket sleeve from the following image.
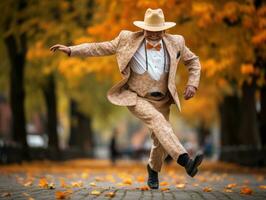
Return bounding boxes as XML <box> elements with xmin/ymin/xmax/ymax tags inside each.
<box><xmin>68</xmin><ymin>31</ymin><xmax>123</xmax><ymax>57</ymax></box>
<box><xmin>180</xmin><ymin>36</ymin><xmax>201</xmax><ymax>90</ymax></box>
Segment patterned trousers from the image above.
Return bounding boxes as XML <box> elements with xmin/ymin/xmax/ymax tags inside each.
<box><xmin>127</xmin><ymin>93</ymin><xmax>187</xmax><ymax>172</ymax></box>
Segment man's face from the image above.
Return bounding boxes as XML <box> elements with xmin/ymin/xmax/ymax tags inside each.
<box><xmin>144</xmin><ymin>30</ymin><xmax>165</xmax><ymax>41</ymax></box>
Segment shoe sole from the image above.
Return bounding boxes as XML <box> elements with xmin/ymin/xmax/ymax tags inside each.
<box><xmin>189</xmin><ymin>154</ymin><xmax>204</xmax><ymax>177</ymax></box>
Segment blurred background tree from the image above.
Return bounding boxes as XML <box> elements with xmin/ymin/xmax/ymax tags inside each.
<box><xmin>0</xmin><ymin>0</ymin><xmax>265</xmax><ymax>165</ymax></box>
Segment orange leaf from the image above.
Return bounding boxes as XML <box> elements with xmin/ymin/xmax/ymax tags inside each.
<box><xmin>39</xmin><ymin>178</ymin><xmax>48</xmax><ymax>188</ymax></box>
<box><xmin>160</xmin><ymin>181</ymin><xmax>168</xmax><ymax>186</ymax></box>
<box><xmin>203</xmin><ymin>187</ymin><xmax>212</xmax><ymax>192</ymax></box>
<box><xmin>136</xmin><ymin>176</ymin><xmax>145</xmax><ymax>182</ymax></box>
<box><xmin>55</xmin><ymin>190</ymin><xmax>72</xmax><ymax>199</ymax></box>
<box><xmin>123</xmin><ymin>178</ymin><xmax>132</xmax><ymax>185</ymax></box>
<box><xmin>240</xmin><ymin>187</ymin><xmax>253</xmax><ymax>195</ymax></box>
<box><xmin>138</xmin><ymin>185</ymin><xmax>150</xmax><ymax>191</ymax></box>
<box><xmin>160</xmin><ymin>187</ymin><xmax>169</xmax><ymax>191</ymax></box>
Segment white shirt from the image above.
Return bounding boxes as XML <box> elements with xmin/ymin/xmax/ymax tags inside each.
<box><xmin>128</xmin><ymin>39</ymin><xmax>170</xmax><ymax>81</ymax></box>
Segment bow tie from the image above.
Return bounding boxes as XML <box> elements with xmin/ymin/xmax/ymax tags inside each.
<box><xmin>146</xmin><ymin>42</ymin><xmax>162</xmax><ymax>51</ymax></box>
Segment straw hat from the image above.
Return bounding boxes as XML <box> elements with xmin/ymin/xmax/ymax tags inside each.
<box><xmin>133</xmin><ymin>8</ymin><xmax>176</xmax><ymax>31</ymax></box>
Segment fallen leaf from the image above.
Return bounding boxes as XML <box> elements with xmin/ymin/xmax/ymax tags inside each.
<box><xmin>48</xmin><ymin>183</ymin><xmax>56</xmax><ymax>189</ymax></box>
<box><xmin>1</xmin><ymin>192</ymin><xmax>11</xmax><ymax>197</ymax></box>
<box><xmin>22</xmin><ymin>192</ymin><xmax>30</xmax><ymax>197</ymax></box>
<box><xmin>176</xmin><ymin>183</ymin><xmax>186</xmax><ymax>189</ymax></box>
<box><xmin>91</xmin><ymin>190</ymin><xmax>101</xmax><ymax>195</ymax></box>
<box><xmin>94</xmin><ymin>177</ymin><xmax>103</xmax><ymax>182</ymax></box>
<box><xmin>123</xmin><ymin>178</ymin><xmax>132</xmax><ymax>185</ymax></box>
<box><xmin>224</xmin><ymin>189</ymin><xmax>233</xmax><ymax>193</ymax></box>
<box><xmin>81</xmin><ymin>172</ymin><xmax>89</xmax><ymax>179</ymax></box>
<box><xmin>203</xmin><ymin>187</ymin><xmax>212</xmax><ymax>192</ymax></box>
<box><xmin>105</xmin><ymin>192</ymin><xmax>115</xmax><ymax>198</ymax></box>
<box><xmin>259</xmin><ymin>185</ymin><xmax>266</xmax><ymax>190</ymax></box>
<box><xmin>136</xmin><ymin>176</ymin><xmax>145</xmax><ymax>182</ymax></box>
<box><xmin>138</xmin><ymin>185</ymin><xmax>150</xmax><ymax>191</ymax></box>
<box><xmin>240</xmin><ymin>187</ymin><xmax>253</xmax><ymax>195</ymax></box>
<box><xmin>161</xmin><ymin>187</ymin><xmax>169</xmax><ymax>191</ymax></box>
<box><xmin>89</xmin><ymin>182</ymin><xmax>96</xmax><ymax>186</ymax></box>
<box><xmin>71</xmin><ymin>181</ymin><xmax>83</xmax><ymax>187</ymax></box>
<box><xmin>28</xmin><ymin>197</ymin><xmax>35</xmax><ymax>200</ymax></box>
<box><xmin>225</xmin><ymin>183</ymin><xmax>237</xmax><ymax>189</ymax></box>
<box><xmin>160</xmin><ymin>181</ymin><xmax>168</xmax><ymax>186</ymax></box>
<box><xmin>55</xmin><ymin>190</ymin><xmax>72</xmax><ymax>199</ymax></box>
<box><xmin>23</xmin><ymin>180</ymin><xmax>33</xmax><ymax>187</ymax></box>
<box><xmin>39</xmin><ymin>178</ymin><xmax>49</xmax><ymax>188</ymax></box>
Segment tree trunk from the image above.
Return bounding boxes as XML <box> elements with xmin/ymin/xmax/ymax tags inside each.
<box><xmin>69</xmin><ymin>99</ymin><xmax>94</xmax><ymax>156</ymax></box>
<box><xmin>238</xmin><ymin>81</ymin><xmax>261</xmax><ymax>146</ymax></box>
<box><xmin>259</xmin><ymin>82</ymin><xmax>266</xmax><ymax>146</ymax></box>
<box><xmin>4</xmin><ymin>33</ymin><xmax>28</xmax><ymax>156</ymax></box>
<box><xmin>42</xmin><ymin>73</ymin><xmax>59</xmax><ymax>152</ymax></box>
<box><xmin>219</xmin><ymin>94</ymin><xmax>241</xmax><ymax>146</ymax></box>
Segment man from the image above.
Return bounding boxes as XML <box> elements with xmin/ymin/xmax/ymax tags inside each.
<box><xmin>50</xmin><ymin>8</ymin><xmax>203</xmax><ymax>189</ymax></box>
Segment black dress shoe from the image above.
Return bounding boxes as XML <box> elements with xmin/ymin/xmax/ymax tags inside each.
<box><xmin>185</xmin><ymin>154</ymin><xmax>204</xmax><ymax>177</ymax></box>
<box><xmin>147</xmin><ymin>164</ymin><xmax>159</xmax><ymax>189</ymax></box>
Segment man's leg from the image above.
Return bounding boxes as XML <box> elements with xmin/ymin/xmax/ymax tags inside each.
<box><xmin>127</xmin><ymin>97</ymin><xmax>187</xmax><ymax>163</ymax></box>
<box><xmin>148</xmin><ymin>103</ymin><xmax>170</xmax><ymax>173</ymax></box>
<box><xmin>148</xmin><ymin>131</ymin><xmax>169</xmax><ymax>172</ymax></box>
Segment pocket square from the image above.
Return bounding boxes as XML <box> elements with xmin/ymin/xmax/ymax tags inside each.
<box><xmin>176</xmin><ymin>51</ymin><xmax>181</xmax><ymax>59</ymax></box>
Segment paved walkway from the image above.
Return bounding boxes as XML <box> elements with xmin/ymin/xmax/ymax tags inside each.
<box><xmin>0</xmin><ymin>159</ymin><xmax>266</xmax><ymax>199</ymax></box>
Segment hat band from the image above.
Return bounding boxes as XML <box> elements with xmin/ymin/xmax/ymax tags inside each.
<box><xmin>144</xmin><ymin>22</ymin><xmax>165</xmax><ymax>27</ymax></box>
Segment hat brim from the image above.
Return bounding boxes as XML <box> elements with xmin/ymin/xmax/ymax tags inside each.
<box><xmin>133</xmin><ymin>21</ymin><xmax>176</xmax><ymax>31</ymax></box>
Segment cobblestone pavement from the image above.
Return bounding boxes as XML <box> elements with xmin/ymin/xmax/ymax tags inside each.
<box><xmin>0</xmin><ymin>159</ymin><xmax>266</xmax><ymax>200</ymax></box>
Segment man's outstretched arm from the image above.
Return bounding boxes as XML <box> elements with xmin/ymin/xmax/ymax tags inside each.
<box><xmin>50</xmin><ymin>31</ymin><xmax>123</xmax><ymax>57</ymax></box>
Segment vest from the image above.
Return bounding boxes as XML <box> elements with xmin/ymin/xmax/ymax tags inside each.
<box><xmin>125</xmin><ymin>39</ymin><xmax>173</xmax><ymax>106</ymax></box>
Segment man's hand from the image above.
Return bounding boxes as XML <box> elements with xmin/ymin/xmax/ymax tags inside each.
<box><xmin>50</xmin><ymin>44</ymin><xmax>70</xmax><ymax>56</ymax></box>
<box><xmin>183</xmin><ymin>85</ymin><xmax>197</xmax><ymax>100</ymax></box>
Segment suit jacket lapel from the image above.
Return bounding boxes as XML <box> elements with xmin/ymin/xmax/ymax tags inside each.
<box><xmin>162</xmin><ymin>35</ymin><xmax>179</xmax><ymax>88</ymax></box>
<box><xmin>120</xmin><ymin>31</ymin><xmax>145</xmax><ymax>73</ymax></box>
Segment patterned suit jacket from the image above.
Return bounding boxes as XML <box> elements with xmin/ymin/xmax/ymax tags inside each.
<box><xmin>69</xmin><ymin>30</ymin><xmax>201</xmax><ymax>112</ymax></box>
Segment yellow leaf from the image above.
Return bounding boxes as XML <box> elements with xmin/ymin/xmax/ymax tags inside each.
<box><xmin>71</xmin><ymin>181</ymin><xmax>83</xmax><ymax>187</ymax></box>
<box><xmin>81</xmin><ymin>172</ymin><xmax>89</xmax><ymax>179</ymax></box>
<box><xmin>259</xmin><ymin>185</ymin><xmax>266</xmax><ymax>190</ymax></box>
<box><xmin>89</xmin><ymin>182</ymin><xmax>96</xmax><ymax>186</ymax></box>
<box><xmin>91</xmin><ymin>190</ymin><xmax>101</xmax><ymax>195</ymax></box>
<box><xmin>176</xmin><ymin>183</ymin><xmax>186</xmax><ymax>189</ymax></box>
